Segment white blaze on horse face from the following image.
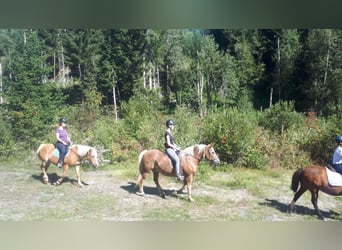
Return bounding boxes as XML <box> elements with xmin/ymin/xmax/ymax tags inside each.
<box><xmin>91</xmin><ymin>149</ymin><xmax>99</xmax><ymax>167</ymax></box>
<box><xmin>208</xmin><ymin>146</ymin><xmax>220</xmax><ymax>165</ymax></box>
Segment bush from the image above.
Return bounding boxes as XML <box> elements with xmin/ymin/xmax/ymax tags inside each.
<box><xmin>0</xmin><ymin>108</ymin><xmax>16</xmax><ymax>159</ymax></box>
<box><xmin>169</xmin><ymin>105</ymin><xmax>202</xmax><ymax>148</ymax></box>
<box><xmin>258</xmin><ymin>101</ymin><xmax>303</xmax><ymax>133</ymax></box>
<box><xmin>301</xmin><ymin>115</ymin><xmax>339</xmax><ymax>164</ymax></box>
<box><xmin>202</xmin><ymin>108</ymin><xmax>267</xmax><ymax>169</ymax></box>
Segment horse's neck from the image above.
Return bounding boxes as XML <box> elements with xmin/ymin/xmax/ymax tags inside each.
<box><xmin>182</xmin><ymin>144</ymin><xmax>206</xmax><ymax>160</ymax></box>
<box><xmin>72</xmin><ymin>144</ymin><xmax>90</xmax><ymax>157</ymax></box>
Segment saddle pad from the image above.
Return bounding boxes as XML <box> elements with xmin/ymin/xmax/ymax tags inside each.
<box><xmin>326</xmin><ymin>167</ymin><xmax>342</xmax><ymax>186</ymax></box>
<box><xmin>52</xmin><ymin>148</ymin><xmax>70</xmax><ymax>158</ymax></box>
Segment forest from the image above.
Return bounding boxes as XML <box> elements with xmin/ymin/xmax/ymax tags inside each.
<box><xmin>0</xmin><ymin>29</ymin><xmax>342</xmax><ymax>169</ymax></box>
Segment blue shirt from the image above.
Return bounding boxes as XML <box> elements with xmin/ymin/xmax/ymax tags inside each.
<box><xmin>333</xmin><ymin>145</ymin><xmax>342</xmax><ymax>164</ymax></box>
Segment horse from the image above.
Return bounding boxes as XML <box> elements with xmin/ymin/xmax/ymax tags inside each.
<box><xmin>289</xmin><ymin>165</ymin><xmax>342</xmax><ymax>220</ymax></box>
<box><xmin>135</xmin><ymin>144</ymin><xmax>220</xmax><ymax>202</ymax></box>
<box><xmin>36</xmin><ymin>143</ymin><xmax>99</xmax><ymax>186</ymax></box>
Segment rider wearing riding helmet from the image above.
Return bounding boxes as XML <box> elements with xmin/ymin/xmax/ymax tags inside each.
<box><xmin>332</xmin><ymin>135</ymin><xmax>342</xmax><ymax>174</ymax></box>
<box><xmin>164</xmin><ymin>119</ymin><xmax>184</xmax><ymax>181</ymax></box>
<box><xmin>56</xmin><ymin>118</ymin><xmax>72</xmax><ymax>168</ymax></box>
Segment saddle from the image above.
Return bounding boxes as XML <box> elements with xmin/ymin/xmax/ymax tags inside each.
<box><xmin>325</xmin><ymin>166</ymin><xmax>342</xmax><ymax>186</ymax></box>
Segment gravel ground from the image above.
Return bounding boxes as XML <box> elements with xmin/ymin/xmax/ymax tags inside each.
<box><xmin>1</xmin><ymin>163</ymin><xmax>341</xmax><ymax>221</ymax></box>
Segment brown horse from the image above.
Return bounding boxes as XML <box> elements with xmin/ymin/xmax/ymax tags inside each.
<box><xmin>36</xmin><ymin>143</ymin><xmax>99</xmax><ymax>186</ymax></box>
<box><xmin>289</xmin><ymin>165</ymin><xmax>342</xmax><ymax>220</ymax></box>
<box><xmin>135</xmin><ymin>144</ymin><xmax>220</xmax><ymax>202</ymax></box>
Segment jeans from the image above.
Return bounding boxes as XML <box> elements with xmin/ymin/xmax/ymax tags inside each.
<box><xmin>166</xmin><ymin>148</ymin><xmax>180</xmax><ymax>175</ymax></box>
<box><xmin>332</xmin><ymin>163</ymin><xmax>342</xmax><ymax>175</ymax></box>
<box><xmin>56</xmin><ymin>142</ymin><xmax>69</xmax><ymax>164</ymax></box>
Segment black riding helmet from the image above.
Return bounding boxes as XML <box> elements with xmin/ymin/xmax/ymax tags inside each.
<box><xmin>166</xmin><ymin>119</ymin><xmax>175</xmax><ymax>126</ymax></box>
<box><xmin>59</xmin><ymin>118</ymin><xmax>67</xmax><ymax>124</ymax></box>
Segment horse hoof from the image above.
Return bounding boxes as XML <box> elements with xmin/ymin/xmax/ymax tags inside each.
<box><xmin>171</xmin><ymin>191</ymin><xmax>178</xmax><ymax>197</ymax></box>
<box><xmin>188</xmin><ymin>197</ymin><xmax>194</xmax><ymax>202</ymax></box>
<box><xmin>136</xmin><ymin>191</ymin><xmax>145</xmax><ymax>196</ymax></box>
<box><xmin>53</xmin><ymin>181</ymin><xmax>61</xmax><ymax>186</ymax></box>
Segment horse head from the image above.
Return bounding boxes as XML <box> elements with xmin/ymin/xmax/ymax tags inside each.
<box><xmin>73</xmin><ymin>144</ymin><xmax>99</xmax><ymax>169</ymax></box>
<box><xmin>204</xmin><ymin>144</ymin><xmax>220</xmax><ymax>166</ymax></box>
<box><xmin>86</xmin><ymin>147</ymin><xmax>99</xmax><ymax>169</ymax></box>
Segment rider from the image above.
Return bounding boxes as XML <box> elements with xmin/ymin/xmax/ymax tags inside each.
<box><xmin>332</xmin><ymin>135</ymin><xmax>342</xmax><ymax>174</ymax></box>
<box><xmin>164</xmin><ymin>119</ymin><xmax>184</xmax><ymax>181</ymax></box>
<box><xmin>56</xmin><ymin>118</ymin><xmax>72</xmax><ymax>168</ymax></box>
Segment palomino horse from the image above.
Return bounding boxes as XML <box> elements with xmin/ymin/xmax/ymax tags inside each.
<box><xmin>36</xmin><ymin>143</ymin><xmax>99</xmax><ymax>186</ymax></box>
<box><xmin>290</xmin><ymin>165</ymin><xmax>342</xmax><ymax>220</ymax></box>
<box><xmin>136</xmin><ymin>144</ymin><xmax>220</xmax><ymax>202</ymax></box>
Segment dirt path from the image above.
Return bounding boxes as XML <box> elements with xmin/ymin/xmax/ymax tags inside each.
<box><xmin>1</xmin><ymin>164</ymin><xmax>341</xmax><ymax>221</ymax></box>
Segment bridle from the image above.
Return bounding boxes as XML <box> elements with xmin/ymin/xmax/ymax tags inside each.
<box><xmin>205</xmin><ymin>146</ymin><xmax>219</xmax><ymax>162</ymax></box>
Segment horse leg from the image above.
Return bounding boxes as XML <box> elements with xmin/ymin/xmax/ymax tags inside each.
<box><xmin>75</xmin><ymin>165</ymin><xmax>83</xmax><ymax>187</ymax></box>
<box><xmin>54</xmin><ymin>165</ymin><xmax>69</xmax><ymax>186</ymax></box>
<box><xmin>310</xmin><ymin>189</ymin><xmax>325</xmax><ymax>221</ymax></box>
<box><xmin>136</xmin><ymin>173</ymin><xmax>146</xmax><ymax>196</ymax></box>
<box><xmin>153</xmin><ymin>171</ymin><xmax>166</xmax><ymax>199</ymax></box>
<box><xmin>289</xmin><ymin>185</ymin><xmax>307</xmax><ymax>213</ymax></box>
<box><xmin>176</xmin><ymin>183</ymin><xmax>187</xmax><ymax>194</ymax></box>
<box><xmin>185</xmin><ymin>175</ymin><xmax>194</xmax><ymax>202</ymax></box>
<box><xmin>40</xmin><ymin>161</ymin><xmax>50</xmax><ymax>184</ymax></box>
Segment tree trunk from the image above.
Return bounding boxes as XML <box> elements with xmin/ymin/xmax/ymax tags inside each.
<box><xmin>277</xmin><ymin>36</ymin><xmax>281</xmax><ymax>101</ymax></box>
<box><xmin>113</xmin><ymin>86</ymin><xmax>118</xmax><ymax>122</ymax></box>
<box><xmin>112</xmin><ymin>68</ymin><xmax>118</xmax><ymax>122</ymax></box>
<box><xmin>269</xmin><ymin>87</ymin><xmax>273</xmax><ymax>108</ymax></box>
<box><xmin>0</xmin><ymin>62</ymin><xmax>2</xmax><ymax>104</ymax></box>
<box><xmin>61</xmin><ymin>45</ymin><xmax>65</xmax><ymax>86</ymax></box>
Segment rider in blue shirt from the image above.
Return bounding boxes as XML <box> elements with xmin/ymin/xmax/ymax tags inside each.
<box><xmin>332</xmin><ymin>135</ymin><xmax>342</xmax><ymax>174</ymax></box>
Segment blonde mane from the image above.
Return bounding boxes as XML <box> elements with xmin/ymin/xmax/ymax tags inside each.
<box><xmin>72</xmin><ymin>144</ymin><xmax>92</xmax><ymax>157</ymax></box>
<box><xmin>180</xmin><ymin>144</ymin><xmax>206</xmax><ymax>159</ymax></box>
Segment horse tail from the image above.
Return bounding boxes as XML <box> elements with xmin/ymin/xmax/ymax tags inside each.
<box><xmin>291</xmin><ymin>168</ymin><xmax>304</xmax><ymax>192</ymax></box>
<box><xmin>138</xmin><ymin>150</ymin><xmax>147</xmax><ymax>173</ymax></box>
<box><xmin>36</xmin><ymin>144</ymin><xmax>46</xmax><ymax>160</ymax></box>
<box><xmin>36</xmin><ymin>143</ymin><xmax>53</xmax><ymax>162</ymax></box>
<box><xmin>133</xmin><ymin>150</ymin><xmax>148</xmax><ymax>193</ymax></box>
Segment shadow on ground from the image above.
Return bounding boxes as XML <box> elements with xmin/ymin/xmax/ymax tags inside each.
<box><xmin>259</xmin><ymin>198</ymin><xmax>339</xmax><ymax>220</ymax></box>
<box><xmin>120</xmin><ymin>182</ymin><xmax>177</xmax><ymax>198</ymax></box>
<box><xmin>31</xmin><ymin>173</ymin><xmax>88</xmax><ymax>186</ymax></box>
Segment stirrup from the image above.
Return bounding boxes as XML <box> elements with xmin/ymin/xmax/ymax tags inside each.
<box><xmin>176</xmin><ymin>175</ymin><xmax>184</xmax><ymax>181</ymax></box>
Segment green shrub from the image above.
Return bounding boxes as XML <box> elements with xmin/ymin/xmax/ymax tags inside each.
<box><xmin>120</xmin><ymin>89</ymin><xmax>163</xmax><ymax>145</ymax></box>
<box><xmin>202</xmin><ymin>108</ymin><xmax>266</xmax><ymax>169</ymax></box>
<box><xmin>258</xmin><ymin>101</ymin><xmax>303</xmax><ymax>133</ymax></box>
<box><xmin>0</xmin><ymin>108</ymin><xmax>16</xmax><ymax>159</ymax></box>
<box><xmin>300</xmin><ymin>115</ymin><xmax>339</xmax><ymax>164</ymax></box>
<box><xmin>169</xmin><ymin>105</ymin><xmax>202</xmax><ymax>148</ymax></box>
